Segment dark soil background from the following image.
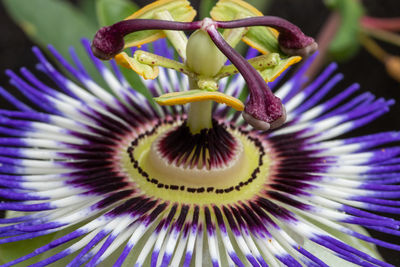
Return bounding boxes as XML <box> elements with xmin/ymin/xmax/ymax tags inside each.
<box><xmin>0</xmin><ymin>0</ymin><xmax>399</xmax><ymax>265</ymax></box>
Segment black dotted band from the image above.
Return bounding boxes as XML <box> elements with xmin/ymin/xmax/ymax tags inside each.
<box><xmin>127</xmin><ymin>118</ymin><xmax>266</xmax><ymax>194</ymax></box>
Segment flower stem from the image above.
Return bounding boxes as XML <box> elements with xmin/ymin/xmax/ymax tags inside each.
<box><xmin>187</xmin><ymin>79</ymin><xmax>213</xmax><ymax>133</ymax></box>
<box><xmin>362</xmin><ymin>26</ymin><xmax>400</xmax><ymax>47</ymax></box>
<box><xmin>359</xmin><ymin>33</ymin><xmax>388</xmax><ymax>62</ymax></box>
<box><xmin>361</xmin><ymin>16</ymin><xmax>400</xmax><ymax>31</ymax></box>
<box><xmin>187</xmin><ymin>101</ymin><xmax>213</xmax><ymax>134</ymax></box>
<box><xmin>304</xmin><ymin>12</ymin><xmax>341</xmax><ymax>80</ymax></box>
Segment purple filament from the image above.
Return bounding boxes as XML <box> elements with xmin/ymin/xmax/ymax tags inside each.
<box><xmin>216</xmin><ymin>16</ymin><xmax>315</xmax><ymax>51</ymax></box>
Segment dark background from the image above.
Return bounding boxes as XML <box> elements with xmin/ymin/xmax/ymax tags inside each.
<box><xmin>0</xmin><ymin>0</ymin><xmax>399</xmax><ymax>265</ymax></box>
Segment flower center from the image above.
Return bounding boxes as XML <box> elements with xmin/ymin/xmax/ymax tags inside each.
<box><xmin>156</xmin><ymin>120</ymin><xmax>240</xmax><ymax>170</ymax></box>
<box><xmin>92</xmin><ymin>14</ymin><xmax>317</xmax><ymax>131</ymax></box>
<box><xmin>120</xmin><ymin>117</ymin><xmax>271</xmax><ymax>205</ymax></box>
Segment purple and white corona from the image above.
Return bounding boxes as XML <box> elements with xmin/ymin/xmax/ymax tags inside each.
<box><xmin>0</xmin><ymin>0</ymin><xmax>399</xmax><ymax>266</ymax></box>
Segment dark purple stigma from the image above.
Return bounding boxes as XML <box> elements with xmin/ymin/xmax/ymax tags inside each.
<box><xmin>91</xmin><ymin>16</ymin><xmax>316</xmax><ymax>130</ymax></box>
<box><xmin>91</xmin><ymin>19</ymin><xmax>201</xmax><ymax>60</ymax></box>
<box><xmin>243</xmin><ymin>90</ymin><xmax>286</xmax><ymax>131</ymax></box>
<box><xmin>207</xmin><ymin>26</ymin><xmax>286</xmax><ymax>131</ymax></box>
<box><xmin>92</xmin><ymin>16</ymin><xmax>316</xmax><ymax>60</ymax></box>
<box><xmin>92</xmin><ymin>26</ymin><xmax>125</xmax><ymax>60</ymax></box>
<box><xmin>216</xmin><ymin>16</ymin><xmax>318</xmax><ymax>57</ymax></box>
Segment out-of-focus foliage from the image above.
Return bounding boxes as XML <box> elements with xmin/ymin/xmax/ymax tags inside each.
<box><xmin>2</xmin><ymin>0</ymin><xmax>100</xmax><ymax>81</ymax></box>
<box><xmin>324</xmin><ymin>0</ymin><xmax>365</xmax><ymax>61</ymax></box>
<box><xmin>2</xmin><ymin>0</ymin><xmax>151</xmax><ymax>95</ymax></box>
<box><xmin>200</xmin><ymin>0</ymin><xmax>271</xmax><ymax>19</ymax></box>
<box><xmin>96</xmin><ymin>0</ymin><xmax>138</xmax><ymax>26</ymax></box>
<box><xmin>2</xmin><ymin>0</ymin><xmax>393</xmax><ymax>83</ymax></box>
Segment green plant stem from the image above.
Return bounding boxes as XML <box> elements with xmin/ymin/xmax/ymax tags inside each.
<box><xmin>359</xmin><ymin>34</ymin><xmax>388</xmax><ymax>62</ymax></box>
<box><xmin>186</xmin><ymin>78</ymin><xmax>213</xmax><ymax>134</ymax></box>
<box><xmin>305</xmin><ymin>11</ymin><xmax>341</xmax><ymax>79</ymax></box>
<box><xmin>361</xmin><ymin>16</ymin><xmax>400</xmax><ymax>31</ymax></box>
<box><xmin>362</xmin><ymin>27</ymin><xmax>400</xmax><ymax>47</ymax></box>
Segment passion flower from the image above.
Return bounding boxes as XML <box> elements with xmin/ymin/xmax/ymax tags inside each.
<box><xmin>0</xmin><ymin>0</ymin><xmax>399</xmax><ymax>266</ymax></box>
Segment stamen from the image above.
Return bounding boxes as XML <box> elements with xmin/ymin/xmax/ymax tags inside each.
<box><xmin>216</xmin><ymin>17</ymin><xmax>318</xmax><ymax>57</ymax></box>
<box><xmin>92</xmin><ymin>15</ymin><xmax>315</xmax><ymax>130</ymax></box>
<box><xmin>91</xmin><ymin>19</ymin><xmax>201</xmax><ymax>60</ymax></box>
<box><xmin>207</xmin><ymin>26</ymin><xmax>286</xmax><ymax>130</ymax></box>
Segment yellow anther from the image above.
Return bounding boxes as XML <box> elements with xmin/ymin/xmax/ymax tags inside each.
<box><xmin>262</xmin><ymin>56</ymin><xmax>301</xmax><ymax>82</ymax></box>
<box><xmin>115</xmin><ymin>52</ymin><xmax>159</xmax><ymax>80</ymax></box>
<box><xmin>154</xmin><ymin>90</ymin><xmax>244</xmax><ymax>111</ymax></box>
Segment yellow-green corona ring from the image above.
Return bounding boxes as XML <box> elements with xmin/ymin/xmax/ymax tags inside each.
<box><xmin>120</xmin><ymin>118</ymin><xmax>270</xmax><ymax>205</ymax></box>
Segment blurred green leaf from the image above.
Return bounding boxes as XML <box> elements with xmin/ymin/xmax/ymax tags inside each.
<box><xmin>2</xmin><ymin>0</ymin><xmax>149</xmax><ymax>97</ymax></box>
<box><xmin>246</xmin><ymin>0</ymin><xmax>272</xmax><ymax>12</ymax></box>
<box><xmin>2</xmin><ymin>0</ymin><xmax>104</xmax><ymax>86</ymax></box>
<box><xmin>0</xmin><ymin>231</ymin><xmax>59</xmax><ymax>266</ymax></box>
<box><xmin>326</xmin><ymin>0</ymin><xmax>365</xmax><ymax>61</ymax></box>
<box><xmin>96</xmin><ymin>0</ymin><xmax>139</xmax><ymax>27</ymax></box>
<box><xmin>0</xmin><ymin>211</ymin><xmax>94</xmax><ymax>266</ymax></box>
<box><xmin>3</xmin><ymin>0</ymin><xmax>97</xmax><ymax>50</ymax></box>
<box><xmin>79</xmin><ymin>0</ymin><xmax>98</xmax><ymax>27</ymax></box>
<box><xmin>199</xmin><ymin>0</ymin><xmax>215</xmax><ymax>19</ymax></box>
